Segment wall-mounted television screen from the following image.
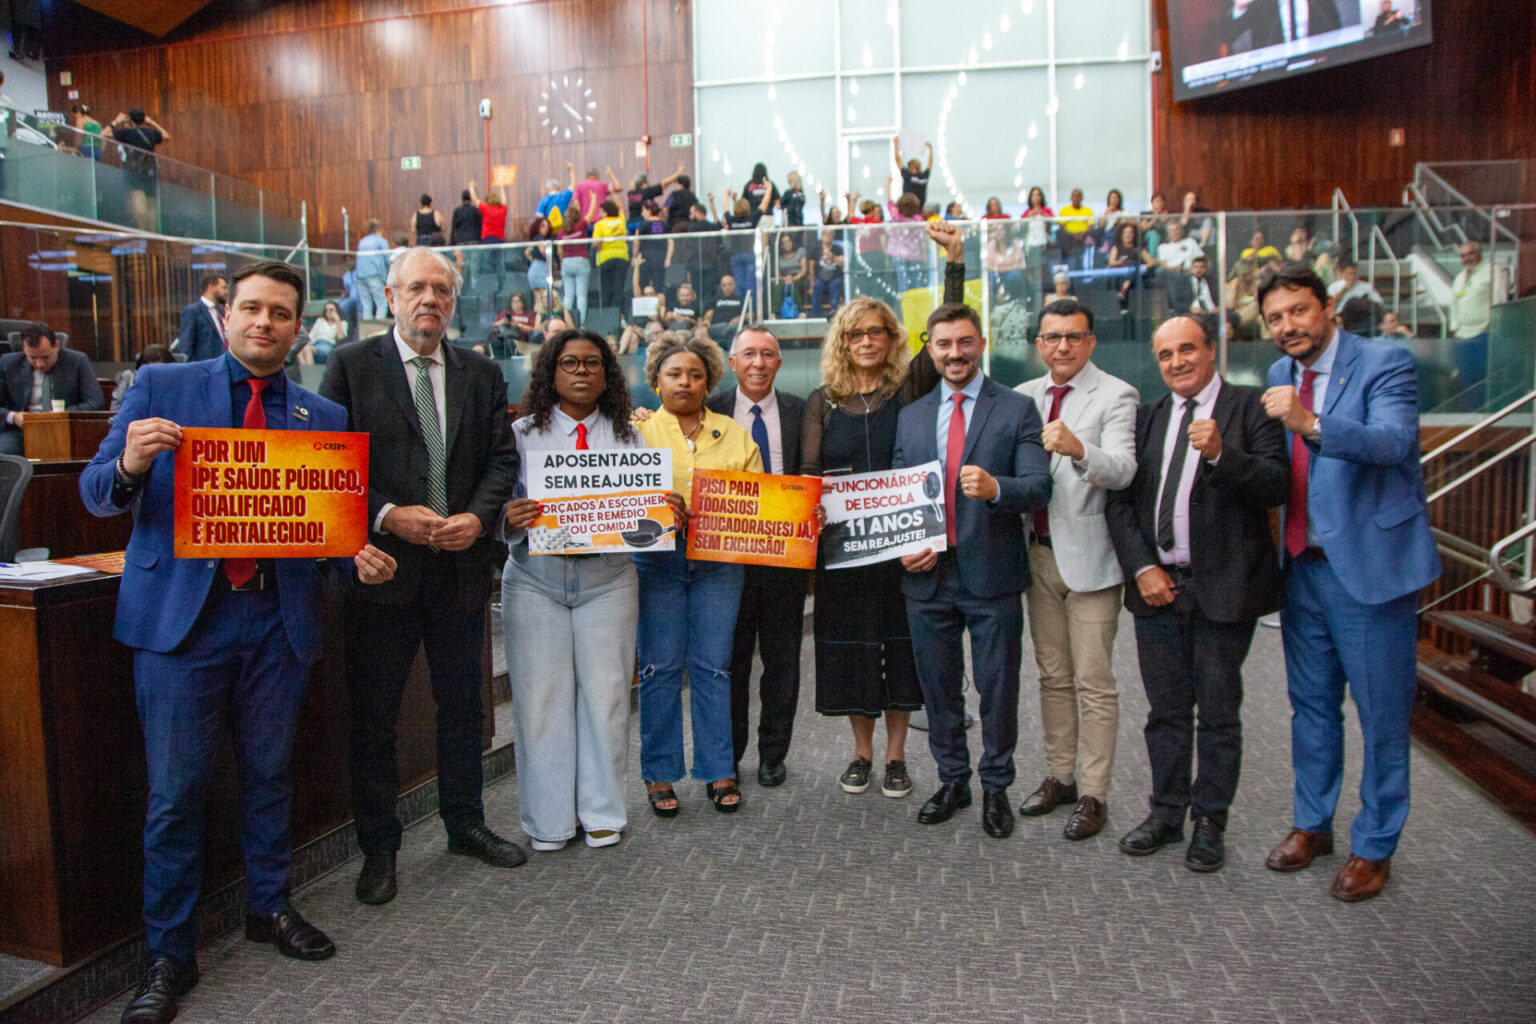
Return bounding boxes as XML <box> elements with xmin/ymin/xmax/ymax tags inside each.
<box><xmin>1168</xmin><ymin>0</ymin><xmax>1432</xmax><ymax>101</ymax></box>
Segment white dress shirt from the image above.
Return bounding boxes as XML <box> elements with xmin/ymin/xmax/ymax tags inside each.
<box><xmin>730</xmin><ymin>387</ymin><xmax>783</xmax><ymax>475</ymax></box>
<box><xmin>201</xmin><ymin>295</ymin><xmax>227</xmax><ymax>344</ymax></box>
<box><xmin>936</xmin><ymin>372</ymin><xmax>984</xmax><ymax>475</ymax></box>
<box><xmin>374</xmin><ymin>330</ymin><xmax>450</xmax><ymax>533</ymax></box>
<box><xmin>1144</xmin><ymin>372</ymin><xmax>1223</xmax><ymax>571</ymax></box>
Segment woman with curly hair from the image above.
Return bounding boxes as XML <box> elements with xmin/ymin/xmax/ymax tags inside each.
<box><xmin>634</xmin><ymin>333</ymin><xmax>762</xmax><ymax>817</ymax></box>
<box><xmin>500</xmin><ymin>329</ymin><xmax>660</xmax><ymax>851</ymax></box>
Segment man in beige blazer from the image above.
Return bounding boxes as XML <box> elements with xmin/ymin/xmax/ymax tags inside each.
<box><xmin>1014</xmin><ymin>299</ymin><xmax>1139</xmax><ymax>841</ymax></box>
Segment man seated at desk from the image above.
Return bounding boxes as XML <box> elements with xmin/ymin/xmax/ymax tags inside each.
<box><xmin>0</xmin><ymin>321</ymin><xmax>104</xmax><ymax>454</ymax></box>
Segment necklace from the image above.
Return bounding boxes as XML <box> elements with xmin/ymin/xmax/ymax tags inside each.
<box><xmin>678</xmin><ymin>412</ymin><xmax>704</xmax><ymax>452</ymax></box>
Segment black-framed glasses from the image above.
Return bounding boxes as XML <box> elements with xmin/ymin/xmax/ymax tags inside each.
<box><xmin>1039</xmin><ymin>332</ymin><xmax>1091</xmax><ymax>347</ymax></box>
<box><xmin>557</xmin><ymin>355</ymin><xmax>605</xmax><ymax>373</ymax></box>
<box><xmin>848</xmin><ymin>326</ymin><xmax>891</xmax><ymax>342</ymax></box>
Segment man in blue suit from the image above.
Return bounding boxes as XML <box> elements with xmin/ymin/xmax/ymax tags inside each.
<box><xmin>82</xmin><ymin>261</ymin><xmax>396</xmax><ymax>1024</ymax></box>
<box><xmin>893</xmin><ymin>302</ymin><xmax>1052</xmax><ymax>837</ymax></box>
<box><xmin>1258</xmin><ymin>262</ymin><xmax>1440</xmax><ymax>902</ymax></box>
<box><xmin>177</xmin><ymin>272</ymin><xmax>228</xmax><ymax>362</ymax></box>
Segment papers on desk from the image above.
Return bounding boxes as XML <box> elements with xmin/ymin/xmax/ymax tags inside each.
<box><xmin>0</xmin><ymin>562</ymin><xmax>98</xmax><ymax>582</ymax></box>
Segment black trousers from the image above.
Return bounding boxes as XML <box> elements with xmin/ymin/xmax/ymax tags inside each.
<box><xmin>1133</xmin><ymin>588</ymin><xmax>1257</xmax><ymax>828</ymax></box>
<box><xmin>346</xmin><ymin>589</ymin><xmax>487</xmax><ymax>853</ymax></box>
<box><xmin>729</xmin><ymin>565</ymin><xmax>808</xmax><ymax>770</ymax></box>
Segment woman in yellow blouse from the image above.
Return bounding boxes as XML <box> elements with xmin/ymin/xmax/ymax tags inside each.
<box><xmin>593</xmin><ymin>198</ymin><xmax>629</xmax><ymax>310</ymax></box>
<box><xmin>635</xmin><ymin>333</ymin><xmax>762</xmax><ymax>816</ymax></box>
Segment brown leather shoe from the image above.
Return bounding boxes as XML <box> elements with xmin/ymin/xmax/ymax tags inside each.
<box><xmin>1062</xmin><ymin>796</ymin><xmax>1107</xmax><ymax>840</ymax></box>
<box><xmin>1330</xmin><ymin>855</ymin><xmax>1391</xmax><ymax>902</ymax></box>
<box><xmin>1264</xmin><ymin>828</ymin><xmax>1335</xmax><ymax>872</ymax></box>
<box><xmin>1019</xmin><ymin>776</ymin><xmax>1078</xmax><ymax>816</ymax></box>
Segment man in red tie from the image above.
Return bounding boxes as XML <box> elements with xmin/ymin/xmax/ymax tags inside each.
<box><xmin>1259</xmin><ymin>262</ymin><xmax>1439</xmax><ymax>902</ymax></box>
<box><xmin>891</xmin><ymin>303</ymin><xmax>1052</xmax><ymax>837</ymax></box>
<box><xmin>1013</xmin><ymin>300</ymin><xmax>1139</xmax><ymax>841</ymax></box>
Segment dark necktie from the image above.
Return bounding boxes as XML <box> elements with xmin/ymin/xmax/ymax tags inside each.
<box><xmin>1286</xmin><ymin>0</ymin><xmax>1300</xmax><ymax>40</ymax></box>
<box><xmin>1156</xmin><ymin>397</ymin><xmax>1198</xmax><ymax>552</ymax></box>
<box><xmin>1285</xmin><ymin>369</ymin><xmax>1318</xmax><ymax>557</ymax></box>
<box><xmin>411</xmin><ymin>356</ymin><xmax>449</xmax><ymax>516</ymax></box>
<box><xmin>944</xmin><ymin>392</ymin><xmax>966</xmax><ymax>546</ymax></box>
<box><xmin>750</xmin><ymin>404</ymin><xmax>771</xmax><ymax>473</ymax></box>
<box><xmin>575</xmin><ymin>422</ymin><xmax>589</xmax><ymax>449</ymax></box>
<box><xmin>1033</xmin><ymin>384</ymin><xmax>1072</xmax><ymax>540</ymax></box>
<box><xmin>223</xmin><ymin>378</ymin><xmax>268</xmax><ymax>587</ymax></box>
<box><xmin>213</xmin><ymin>305</ymin><xmax>227</xmax><ymax>347</ymax></box>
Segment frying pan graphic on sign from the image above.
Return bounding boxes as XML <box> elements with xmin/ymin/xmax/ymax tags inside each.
<box><xmin>923</xmin><ymin>470</ymin><xmax>943</xmax><ymax>528</ymax></box>
<box><xmin>620</xmin><ymin>518</ymin><xmax>677</xmax><ymax>548</ymax></box>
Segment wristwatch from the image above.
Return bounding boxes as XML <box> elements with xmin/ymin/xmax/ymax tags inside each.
<box><xmin>1306</xmin><ymin>416</ymin><xmax>1323</xmax><ymax>445</ymax></box>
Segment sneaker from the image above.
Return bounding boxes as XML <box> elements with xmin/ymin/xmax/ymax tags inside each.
<box><xmin>839</xmin><ymin>757</ymin><xmax>873</xmax><ymax>794</ymax></box>
<box><xmin>529</xmin><ymin>838</ymin><xmax>567</xmax><ymax>852</ymax></box>
<box><xmin>881</xmin><ymin>760</ymin><xmax>913</xmax><ymax>798</ymax></box>
<box><xmin>584</xmin><ymin>829</ymin><xmax>621</xmax><ymax>849</ymax></box>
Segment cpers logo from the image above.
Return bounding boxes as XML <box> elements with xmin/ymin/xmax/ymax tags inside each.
<box><xmin>314</xmin><ymin>441</ymin><xmax>349</xmax><ymax>451</ymax></box>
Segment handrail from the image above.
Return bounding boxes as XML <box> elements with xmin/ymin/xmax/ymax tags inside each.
<box><xmin>1489</xmin><ymin>520</ymin><xmax>1536</xmax><ymax>596</ymax></box>
<box><xmin>1331</xmin><ymin>188</ymin><xmax>1359</xmax><ymax>263</ymax></box>
<box><xmin>1432</xmin><ymin>527</ymin><xmax>1492</xmax><ymax>568</ymax></box>
<box><xmin>1414</xmin><ymin>163</ymin><xmax>1522</xmax><ymax>249</ymax></box>
<box><xmin>1404</xmin><ymin>181</ymin><xmax>1469</xmax><ymax>249</ymax></box>
<box><xmin>1420</xmin><ymin>388</ymin><xmax>1536</xmax><ymax>464</ymax></box>
<box><xmin>1426</xmin><ymin>432</ymin><xmax>1536</xmax><ymax>505</ymax></box>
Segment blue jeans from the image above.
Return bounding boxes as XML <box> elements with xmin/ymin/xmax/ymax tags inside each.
<box><xmin>358</xmin><ymin>275</ymin><xmax>387</xmax><ymax>320</ymax></box>
<box><xmin>811</xmin><ymin>275</ymin><xmax>843</xmax><ymax>317</ymax></box>
<box><xmin>634</xmin><ymin>546</ymin><xmax>744</xmax><ymax>783</ymax></box>
<box><xmin>502</xmin><ymin>548</ymin><xmax>637</xmax><ymax>842</ymax></box>
<box><xmin>730</xmin><ymin>252</ymin><xmax>757</xmax><ymax>305</ymax></box>
<box><xmin>561</xmin><ymin>256</ymin><xmax>591</xmax><ymax>326</ymax></box>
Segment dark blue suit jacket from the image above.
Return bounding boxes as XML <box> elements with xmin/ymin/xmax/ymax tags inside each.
<box><xmin>80</xmin><ymin>357</ymin><xmax>347</xmax><ymax>662</ymax></box>
<box><xmin>892</xmin><ymin>374</ymin><xmax>1052</xmax><ymax>600</ymax></box>
<box><xmin>178</xmin><ymin>300</ymin><xmax>225</xmax><ymax>362</ymax></box>
<box><xmin>1267</xmin><ymin>330</ymin><xmax>1440</xmax><ymax>605</ymax></box>
<box><xmin>1</xmin><ymin>348</ymin><xmax>105</xmax><ymax>434</ymax></box>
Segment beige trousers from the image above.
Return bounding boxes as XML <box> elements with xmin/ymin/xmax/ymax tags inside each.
<box><xmin>1025</xmin><ymin>542</ymin><xmax>1122</xmax><ymax>800</ymax></box>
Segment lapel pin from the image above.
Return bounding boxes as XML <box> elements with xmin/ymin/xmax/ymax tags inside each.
<box><xmin>295</xmin><ymin>406</ymin><xmax>310</xmax><ymax>421</ymax></box>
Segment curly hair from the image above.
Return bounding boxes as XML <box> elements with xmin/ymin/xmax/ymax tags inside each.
<box><xmin>519</xmin><ymin>329</ymin><xmax>635</xmax><ymax>442</ymax></box>
<box><xmin>820</xmin><ymin>297</ymin><xmax>908</xmax><ymax>405</ymax></box>
<box><xmin>644</xmin><ymin>332</ymin><xmax>726</xmax><ymax>393</ymax></box>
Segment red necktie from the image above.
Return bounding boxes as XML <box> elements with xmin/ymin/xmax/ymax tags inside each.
<box><xmin>1033</xmin><ymin>384</ymin><xmax>1072</xmax><ymax>540</ymax></box>
<box><xmin>1285</xmin><ymin>369</ymin><xmax>1317</xmax><ymax>558</ymax></box>
<box><xmin>213</xmin><ymin>305</ymin><xmax>228</xmax><ymax>347</ymax></box>
<box><xmin>944</xmin><ymin>392</ymin><xmax>967</xmax><ymax>546</ymax></box>
<box><xmin>223</xmin><ymin>378</ymin><xmax>268</xmax><ymax>587</ymax></box>
<box><xmin>575</xmin><ymin>422</ymin><xmax>589</xmax><ymax>449</ymax></box>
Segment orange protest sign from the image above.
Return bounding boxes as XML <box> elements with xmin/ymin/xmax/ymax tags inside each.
<box><xmin>492</xmin><ymin>163</ymin><xmax>518</xmax><ymax>187</ymax></box>
<box><xmin>685</xmin><ymin>469</ymin><xmax>822</xmax><ymax>570</ymax></box>
<box><xmin>174</xmin><ymin>427</ymin><xmax>370</xmax><ymax>558</ymax></box>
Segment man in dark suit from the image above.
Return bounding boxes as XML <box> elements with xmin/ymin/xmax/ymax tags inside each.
<box><xmin>1260</xmin><ymin>263</ymin><xmax>1439</xmax><ymax>902</ymax></box>
<box><xmin>319</xmin><ymin>247</ymin><xmax>522</xmax><ymax>906</ymax></box>
<box><xmin>1167</xmin><ymin>255</ymin><xmax>1217</xmax><ymax>316</ymax></box>
<box><xmin>0</xmin><ymin>321</ymin><xmax>105</xmax><ymax>454</ymax></box>
<box><xmin>893</xmin><ymin>302</ymin><xmax>1052</xmax><ymax>837</ymax></box>
<box><xmin>1106</xmin><ymin>314</ymin><xmax>1288</xmax><ymax>872</ymax></box>
<box><xmin>80</xmin><ymin>262</ymin><xmax>396</xmax><ymax>1024</ymax></box>
<box><xmin>1225</xmin><ymin>0</ymin><xmax>1343</xmax><ymax>53</ymax></box>
<box><xmin>706</xmin><ymin>323</ymin><xmax>808</xmax><ymax>787</ymax></box>
<box><xmin>178</xmin><ymin>272</ymin><xmax>228</xmax><ymax>362</ymax></box>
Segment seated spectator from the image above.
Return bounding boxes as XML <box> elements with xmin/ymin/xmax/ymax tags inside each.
<box><xmin>489</xmin><ymin>293</ymin><xmax>539</xmax><ymax>358</ymax></box>
<box><xmin>617</xmin><ymin>290</ymin><xmax>665</xmax><ymax>354</ymax></box>
<box><xmin>110</xmin><ymin>344</ymin><xmax>176</xmax><ymax>413</ymax></box>
<box><xmin>705</xmin><ymin>275</ymin><xmax>747</xmax><ymax>344</ymax></box>
<box><xmin>1178</xmin><ymin>190</ymin><xmax>1215</xmax><ymax>246</ymax></box>
<box><xmin>1371</xmin><ymin>0</ymin><xmax>1407</xmax><ymax>34</ymax></box>
<box><xmin>299</xmin><ymin>301</ymin><xmax>347</xmax><ymax>364</ymax></box>
<box><xmin>1284</xmin><ymin>223</ymin><xmax>1333</xmax><ymax>280</ymax></box>
<box><xmin>990</xmin><ymin>283</ymin><xmax>1032</xmax><ymax>347</ymax></box>
<box><xmin>662</xmin><ymin>281</ymin><xmax>704</xmax><ymax>335</ymax></box>
<box><xmin>1049</xmin><ymin>271</ymin><xmax>1077</xmax><ymax>303</ymax></box>
<box><xmin>1058</xmin><ymin>187</ymin><xmax>1093</xmax><ymax>264</ymax></box>
<box><xmin>818</xmin><ymin>189</ymin><xmax>845</xmax><ymax>225</ymax></box>
<box><xmin>1239</xmin><ymin>228</ymin><xmax>1282</xmax><ymax>263</ymax></box>
<box><xmin>1106</xmin><ymin>221</ymin><xmax>1154</xmax><ymax>299</ymax></box>
<box><xmin>983</xmin><ymin>196</ymin><xmax>1012</xmax><ymax>220</ymax></box>
<box><xmin>987</xmin><ymin>222</ymin><xmax>1026</xmax><ymax>302</ymax></box>
<box><xmin>1139</xmin><ymin>190</ymin><xmax>1169</xmax><ymax>256</ymax></box>
<box><xmin>884</xmin><ymin>178</ymin><xmax>927</xmax><ymax>292</ymax></box>
<box><xmin>1338</xmin><ymin>294</ymin><xmax>1384</xmax><ymax>336</ymax></box>
<box><xmin>771</xmin><ymin>233</ymin><xmax>809</xmax><ymax>317</ymax></box>
<box><xmin>1022</xmin><ymin>186</ymin><xmax>1054</xmax><ymax>250</ymax></box>
<box><xmin>1168</xmin><ymin>254</ymin><xmax>1217</xmax><ymax>314</ymax></box>
<box><xmin>809</xmin><ymin>227</ymin><xmax>845</xmax><ymax>317</ymax></box>
<box><xmin>923</xmin><ymin>203</ymin><xmax>941</xmax><ymax>221</ymax></box>
<box><xmin>943</xmin><ymin>201</ymin><xmax>966</xmax><ymax>221</ymax></box>
<box><xmin>1327</xmin><ymin>259</ymin><xmax>1383</xmax><ymax>307</ymax></box>
<box><xmin>1379</xmin><ymin>309</ymin><xmax>1412</xmax><ymax>338</ymax></box>
<box><xmin>1093</xmin><ymin>188</ymin><xmax>1128</xmax><ymax>254</ymax></box>
<box><xmin>1156</xmin><ymin>218</ymin><xmax>1204</xmax><ymax>273</ymax></box>
<box><xmin>1224</xmin><ymin>261</ymin><xmax>1263</xmax><ymax>339</ymax></box>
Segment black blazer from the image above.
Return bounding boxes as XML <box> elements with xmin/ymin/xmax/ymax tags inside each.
<box><xmin>319</xmin><ymin>332</ymin><xmax>518</xmax><ymax>610</ymax></box>
<box><xmin>1166</xmin><ymin>271</ymin><xmax>1215</xmax><ymax>315</ymax></box>
<box><xmin>0</xmin><ymin>348</ymin><xmax>104</xmax><ymax>431</ymax></box>
<box><xmin>178</xmin><ymin>301</ymin><xmax>225</xmax><ymax>362</ymax></box>
<box><xmin>1106</xmin><ymin>380</ymin><xmax>1288</xmax><ymax>622</ymax></box>
<box><xmin>1230</xmin><ymin>0</ymin><xmax>1342</xmax><ymax>49</ymax></box>
<box><xmin>705</xmin><ymin>387</ymin><xmax>807</xmax><ymax>476</ymax></box>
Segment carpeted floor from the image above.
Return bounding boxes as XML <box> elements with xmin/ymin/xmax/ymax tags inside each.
<box><xmin>80</xmin><ymin>612</ymin><xmax>1536</xmax><ymax>1023</ymax></box>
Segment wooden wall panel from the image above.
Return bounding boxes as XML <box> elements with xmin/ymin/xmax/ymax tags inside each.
<box><xmin>1151</xmin><ymin>0</ymin><xmax>1536</xmax><ymax>209</ymax></box>
<box><xmin>43</xmin><ymin>0</ymin><xmax>695</xmax><ymax>250</ymax></box>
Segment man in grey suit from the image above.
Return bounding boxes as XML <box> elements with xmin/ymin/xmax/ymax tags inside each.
<box><xmin>893</xmin><ymin>302</ymin><xmax>1052</xmax><ymax>838</ymax></box>
<box><xmin>0</xmin><ymin>321</ymin><xmax>104</xmax><ymax>454</ymax></box>
<box><xmin>706</xmin><ymin>323</ymin><xmax>808</xmax><ymax>787</ymax></box>
<box><xmin>1014</xmin><ymin>299</ymin><xmax>1138</xmax><ymax>842</ymax></box>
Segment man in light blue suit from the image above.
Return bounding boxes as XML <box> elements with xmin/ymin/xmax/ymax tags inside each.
<box><xmin>1257</xmin><ymin>262</ymin><xmax>1439</xmax><ymax>903</ymax></box>
<box><xmin>82</xmin><ymin>261</ymin><xmax>396</xmax><ymax>1024</ymax></box>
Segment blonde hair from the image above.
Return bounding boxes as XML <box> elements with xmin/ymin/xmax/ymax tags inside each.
<box><xmin>645</xmin><ymin>333</ymin><xmax>726</xmax><ymax>392</ymax></box>
<box><xmin>820</xmin><ymin>297</ymin><xmax>908</xmax><ymax>405</ymax></box>
<box><xmin>786</xmin><ymin>170</ymin><xmax>804</xmax><ymax>191</ymax></box>
<box><xmin>733</xmin><ymin>197</ymin><xmax>750</xmax><ymax>219</ymax></box>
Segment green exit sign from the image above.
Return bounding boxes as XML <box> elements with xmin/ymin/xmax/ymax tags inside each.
<box><xmin>669</xmin><ymin>133</ymin><xmax>692</xmax><ymax>148</ymax></box>
<box><xmin>401</xmin><ymin>156</ymin><xmax>422</xmax><ymax>170</ymax></box>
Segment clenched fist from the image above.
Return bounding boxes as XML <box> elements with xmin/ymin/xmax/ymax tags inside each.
<box><xmin>1187</xmin><ymin>418</ymin><xmax>1221</xmax><ymax>460</ymax></box>
<box><xmin>958</xmin><ymin>465</ymin><xmax>999</xmax><ymax>501</ymax></box>
<box><xmin>1262</xmin><ymin>385</ymin><xmax>1317</xmax><ymax>435</ymax></box>
<box><xmin>1041</xmin><ymin>419</ymin><xmax>1085</xmax><ymax>460</ymax></box>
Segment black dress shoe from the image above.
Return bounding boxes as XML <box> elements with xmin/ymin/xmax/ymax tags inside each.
<box><xmin>355</xmin><ymin>851</ymin><xmax>397</xmax><ymax>905</ymax></box>
<box><xmin>245</xmin><ymin>904</ymin><xmax>336</xmax><ymax>961</ymax></box>
<box><xmin>447</xmin><ymin>821</ymin><xmax>528</xmax><ymax>868</ymax></box>
<box><xmin>1184</xmin><ymin>816</ymin><xmax>1226</xmax><ymax>873</ymax></box>
<box><xmin>981</xmin><ymin>790</ymin><xmax>1015</xmax><ymax>838</ymax></box>
<box><xmin>917</xmin><ymin>781</ymin><xmax>973</xmax><ymax>824</ymax></box>
<box><xmin>120</xmin><ymin>956</ymin><xmax>198</xmax><ymax>1024</ymax></box>
<box><xmin>1118</xmin><ymin>815</ymin><xmax>1184</xmax><ymax>856</ymax></box>
<box><xmin>757</xmin><ymin>760</ymin><xmax>787</xmax><ymax>787</ymax></box>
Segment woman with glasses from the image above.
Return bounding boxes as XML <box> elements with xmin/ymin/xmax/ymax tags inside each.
<box><xmin>501</xmin><ymin>330</ymin><xmax>663</xmax><ymax>852</ymax></box>
<box><xmin>635</xmin><ymin>334</ymin><xmax>763</xmax><ymax>816</ymax></box>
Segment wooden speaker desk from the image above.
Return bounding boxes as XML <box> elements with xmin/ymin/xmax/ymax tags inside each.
<box><xmin>21</xmin><ymin>411</ymin><xmax>114</xmax><ymax>462</ymax></box>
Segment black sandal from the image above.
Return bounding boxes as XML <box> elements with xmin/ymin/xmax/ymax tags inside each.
<box><xmin>706</xmin><ymin>780</ymin><xmax>742</xmax><ymax>814</ymax></box>
<box><xmin>647</xmin><ymin>785</ymin><xmax>679</xmax><ymax>818</ymax></box>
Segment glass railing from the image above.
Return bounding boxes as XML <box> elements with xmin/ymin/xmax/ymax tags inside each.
<box><xmin>0</xmin><ymin>106</ymin><xmax>306</xmax><ymax>246</ymax></box>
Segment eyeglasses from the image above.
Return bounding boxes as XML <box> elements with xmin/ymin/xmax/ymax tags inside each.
<box><xmin>847</xmin><ymin>326</ymin><xmax>891</xmax><ymax>342</ymax></box>
<box><xmin>1039</xmin><ymin>332</ymin><xmax>1091</xmax><ymax>347</ymax></box>
<box><xmin>557</xmin><ymin>355</ymin><xmax>604</xmax><ymax>374</ymax></box>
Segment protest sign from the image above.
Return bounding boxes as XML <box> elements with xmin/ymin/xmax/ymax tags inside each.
<box><xmin>526</xmin><ymin>448</ymin><xmax>675</xmax><ymax>554</ymax></box>
<box><xmin>174</xmin><ymin>428</ymin><xmax>369</xmax><ymax>558</ymax></box>
<box><xmin>820</xmin><ymin>460</ymin><xmax>947</xmax><ymax>569</ymax></box>
<box><xmin>686</xmin><ymin>469</ymin><xmax>821</xmax><ymax>569</ymax></box>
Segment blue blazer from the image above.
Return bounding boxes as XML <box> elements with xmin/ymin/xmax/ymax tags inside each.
<box><xmin>178</xmin><ymin>301</ymin><xmax>225</xmax><ymax>362</ymax></box>
<box><xmin>80</xmin><ymin>357</ymin><xmax>348</xmax><ymax>662</ymax></box>
<box><xmin>1267</xmin><ymin>330</ymin><xmax>1440</xmax><ymax>605</ymax></box>
<box><xmin>892</xmin><ymin>374</ymin><xmax>1052</xmax><ymax>600</ymax></box>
